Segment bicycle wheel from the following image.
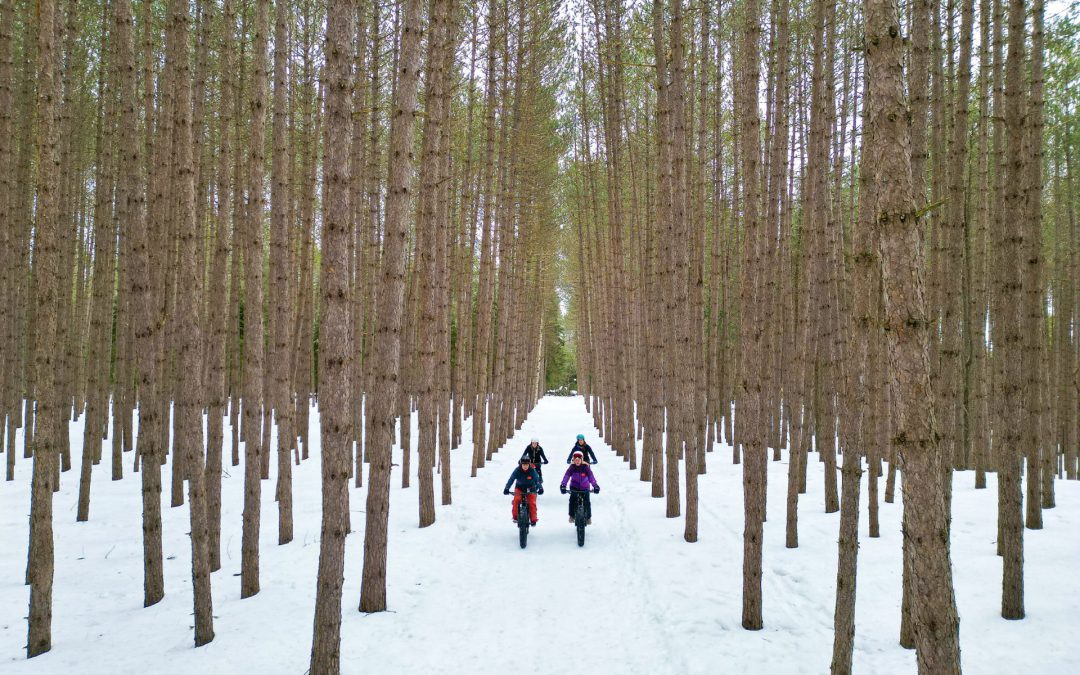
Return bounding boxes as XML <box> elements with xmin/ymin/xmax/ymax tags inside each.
<box><xmin>519</xmin><ymin>505</ymin><xmax>529</xmax><ymax>549</ymax></box>
<box><xmin>576</xmin><ymin>506</ymin><xmax>585</xmax><ymax>547</ymax></box>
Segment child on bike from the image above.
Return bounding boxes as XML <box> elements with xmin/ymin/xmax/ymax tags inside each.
<box><xmin>560</xmin><ymin>450</ymin><xmax>599</xmax><ymax>524</ymax></box>
<box><xmin>566</xmin><ymin>433</ymin><xmax>598</xmax><ymax>464</ymax></box>
<box><xmin>522</xmin><ymin>437</ymin><xmax>549</xmax><ymax>478</ymax></box>
<box><xmin>504</xmin><ymin>456</ymin><xmax>543</xmax><ymax>526</ymax></box>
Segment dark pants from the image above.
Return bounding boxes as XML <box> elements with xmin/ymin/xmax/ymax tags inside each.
<box><xmin>568</xmin><ymin>491</ymin><xmax>592</xmax><ymax>519</ymax></box>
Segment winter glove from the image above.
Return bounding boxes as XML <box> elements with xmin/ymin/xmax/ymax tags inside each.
<box><xmin>560</xmin><ymin>486</ymin><xmax>568</xmax><ymax>495</ymax></box>
<box><xmin>503</xmin><ymin>488</ymin><xmax>510</xmax><ymax>495</ymax></box>
<box><xmin>593</xmin><ymin>486</ymin><xmax>600</xmax><ymax>494</ymax></box>
<box><xmin>538</xmin><ymin>487</ymin><xmax>544</xmax><ymax>495</ymax></box>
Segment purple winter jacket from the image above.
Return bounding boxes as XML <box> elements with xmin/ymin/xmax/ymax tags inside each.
<box><xmin>560</xmin><ymin>463</ymin><xmax>599</xmax><ymax>492</ymax></box>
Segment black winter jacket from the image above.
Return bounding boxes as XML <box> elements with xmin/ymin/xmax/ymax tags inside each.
<box><xmin>521</xmin><ymin>444</ymin><xmax>549</xmax><ymax>466</ymax></box>
<box><xmin>566</xmin><ymin>442</ymin><xmax>598</xmax><ymax>464</ymax></box>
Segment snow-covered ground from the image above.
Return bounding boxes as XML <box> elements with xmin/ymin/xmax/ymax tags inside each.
<box><xmin>1</xmin><ymin>396</ymin><xmax>1078</xmax><ymax>674</ymax></box>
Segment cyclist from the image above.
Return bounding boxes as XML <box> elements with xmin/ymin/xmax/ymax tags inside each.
<box><xmin>560</xmin><ymin>450</ymin><xmax>600</xmax><ymax>524</ymax></box>
<box><xmin>521</xmin><ymin>437</ymin><xmax>549</xmax><ymax>478</ymax></box>
<box><xmin>503</xmin><ymin>456</ymin><xmax>543</xmax><ymax>526</ymax></box>
<box><xmin>566</xmin><ymin>433</ymin><xmax>598</xmax><ymax>464</ymax></box>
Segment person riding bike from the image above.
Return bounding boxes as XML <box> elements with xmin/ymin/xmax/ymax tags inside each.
<box><xmin>504</xmin><ymin>456</ymin><xmax>543</xmax><ymax>526</ymax></box>
<box><xmin>566</xmin><ymin>433</ymin><xmax>598</xmax><ymax>464</ymax></box>
<box><xmin>522</xmin><ymin>437</ymin><xmax>549</xmax><ymax>478</ymax></box>
<box><xmin>560</xmin><ymin>450</ymin><xmax>599</xmax><ymax>524</ymax></box>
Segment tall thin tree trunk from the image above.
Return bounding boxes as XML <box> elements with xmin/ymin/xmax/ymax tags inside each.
<box><xmin>360</xmin><ymin>0</ymin><xmax>425</xmax><ymax>614</ymax></box>
<box><xmin>309</xmin><ymin>0</ymin><xmax>354</xmax><ymax>669</ymax></box>
<box><xmin>27</xmin><ymin>0</ymin><xmax>61</xmax><ymax>655</ymax></box>
<box><xmin>735</xmin><ymin>0</ymin><xmax>766</xmax><ymax>632</ymax></box>
<box><xmin>998</xmin><ymin>0</ymin><xmax>1028</xmax><ymax>621</ymax></box>
<box><xmin>270</xmin><ymin>0</ymin><xmax>294</xmax><ymax>545</ymax></box>
<box><xmin>864</xmin><ymin>0</ymin><xmax>962</xmax><ymax>669</ymax></box>
<box><xmin>165</xmin><ymin>0</ymin><xmax>214</xmax><ymax>645</ymax></box>
<box><xmin>241</xmin><ymin>0</ymin><xmax>270</xmax><ymax>599</ymax></box>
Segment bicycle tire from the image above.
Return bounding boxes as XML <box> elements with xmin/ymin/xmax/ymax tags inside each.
<box><xmin>519</xmin><ymin>504</ymin><xmax>529</xmax><ymax>549</ymax></box>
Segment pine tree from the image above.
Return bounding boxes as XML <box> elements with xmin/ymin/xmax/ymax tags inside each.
<box><xmin>241</xmin><ymin>0</ymin><xmax>270</xmax><ymax>600</ymax></box>
<box><xmin>164</xmin><ymin>0</ymin><xmax>214</xmax><ymax>645</ymax></box>
<box><xmin>736</xmin><ymin>0</ymin><xmax>766</xmax><ymax>632</ymax></box>
<box><xmin>864</xmin><ymin>0</ymin><xmax>962</xmax><ymax>669</ymax></box>
<box><xmin>270</xmin><ymin>0</ymin><xmax>295</xmax><ymax>545</ymax></box>
<box><xmin>76</xmin><ymin>1</ymin><xmax>117</xmax><ymax>523</ymax></box>
<box><xmin>361</xmin><ymin>0</ymin><xmax>425</xmax><ymax>614</ymax></box>
<box><xmin>204</xmin><ymin>0</ymin><xmax>238</xmax><ymax>574</ymax></box>
<box><xmin>309</xmin><ymin>0</ymin><xmax>354</xmax><ymax>668</ymax></box>
<box><xmin>26</xmin><ymin>0</ymin><xmax>61</xmax><ymax>655</ymax></box>
<box><xmin>0</xmin><ymin>0</ymin><xmax>15</xmax><ymax>484</ymax></box>
<box><xmin>997</xmin><ymin>0</ymin><xmax>1031</xmax><ymax>620</ymax></box>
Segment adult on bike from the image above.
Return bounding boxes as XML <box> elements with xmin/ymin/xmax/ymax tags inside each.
<box><xmin>521</xmin><ymin>437</ymin><xmax>549</xmax><ymax>479</ymax></box>
<box><xmin>560</xmin><ymin>450</ymin><xmax>599</xmax><ymax>524</ymax></box>
<box><xmin>565</xmin><ymin>433</ymin><xmax>598</xmax><ymax>465</ymax></box>
<box><xmin>504</xmin><ymin>456</ymin><xmax>543</xmax><ymax>526</ymax></box>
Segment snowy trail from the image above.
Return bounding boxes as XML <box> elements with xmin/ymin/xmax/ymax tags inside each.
<box><xmin>2</xmin><ymin>395</ymin><xmax>1080</xmax><ymax>674</ymax></box>
<box><xmin>369</xmin><ymin>397</ymin><xmax>680</xmax><ymax>675</ymax></box>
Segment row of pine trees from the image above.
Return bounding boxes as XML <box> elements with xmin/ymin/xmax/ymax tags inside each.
<box><xmin>1</xmin><ymin>0</ymin><xmax>567</xmax><ymax>668</ymax></box>
<box><xmin>567</xmin><ymin>0</ymin><xmax>1077</xmax><ymax>673</ymax></box>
